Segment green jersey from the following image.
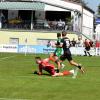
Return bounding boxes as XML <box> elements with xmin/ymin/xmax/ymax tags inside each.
<box><xmin>54</xmin><ymin>38</ymin><xmax>62</xmax><ymax>57</ymax></box>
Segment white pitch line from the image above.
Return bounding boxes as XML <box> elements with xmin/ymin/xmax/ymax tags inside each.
<box><xmin>0</xmin><ymin>98</ymin><xmax>30</xmax><ymax>100</ymax></box>
<box><xmin>0</xmin><ymin>55</ymin><xmax>16</xmax><ymax>61</ymax></box>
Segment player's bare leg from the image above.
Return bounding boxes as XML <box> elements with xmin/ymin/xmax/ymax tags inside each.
<box><xmin>49</xmin><ymin>53</ymin><xmax>56</xmax><ymax>62</ymax></box>
<box><xmin>72</xmin><ymin>68</ymin><xmax>79</xmax><ymax>79</ymax></box>
<box><xmin>52</xmin><ymin>71</ymin><xmax>72</xmax><ymax>77</ymax></box>
<box><xmin>69</xmin><ymin>60</ymin><xmax>85</xmax><ymax>74</ymax></box>
<box><xmin>49</xmin><ymin>54</ymin><xmax>65</xmax><ymax>72</ymax></box>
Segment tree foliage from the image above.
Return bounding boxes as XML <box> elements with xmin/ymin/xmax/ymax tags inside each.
<box><xmin>98</xmin><ymin>4</ymin><xmax>100</xmax><ymax>15</ymax></box>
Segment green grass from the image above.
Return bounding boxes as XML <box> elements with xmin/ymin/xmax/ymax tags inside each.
<box><xmin>0</xmin><ymin>53</ymin><xmax>100</xmax><ymax>100</ymax></box>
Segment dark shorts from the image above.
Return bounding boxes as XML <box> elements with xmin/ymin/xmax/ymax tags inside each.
<box><xmin>60</xmin><ymin>49</ymin><xmax>72</xmax><ymax>61</ymax></box>
<box><xmin>85</xmin><ymin>46</ymin><xmax>90</xmax><ymax>51</ymax></box>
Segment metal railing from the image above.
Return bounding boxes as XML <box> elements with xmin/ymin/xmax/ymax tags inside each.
<box><xmin>2</xmin><ymin>19</ymin><xmax>74</xmax><ymax>31</ymax></box>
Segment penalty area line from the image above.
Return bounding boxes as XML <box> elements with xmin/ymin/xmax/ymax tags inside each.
<box><xmin>0</xmin><ymin>55</ymin><xmax>16</xmax><ymax>61</ymax></box>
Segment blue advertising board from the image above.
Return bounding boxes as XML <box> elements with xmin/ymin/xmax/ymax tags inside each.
<box><xmin>95</xmin><ymin>18</ymin><xmax>100</xmax><ymax>24</ymax></box>
<box><xmin>18</xmin><ymin>45</ymin><xmax>55</xmax><ymax>54</ymax></box>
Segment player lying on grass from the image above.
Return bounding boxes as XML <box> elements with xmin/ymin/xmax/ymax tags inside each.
<box><xmin>34</xmin><ymin>57</ymin><xmax>78</xmax><ymax>78</ymax></box>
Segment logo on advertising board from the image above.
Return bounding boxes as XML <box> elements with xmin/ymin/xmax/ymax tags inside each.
<box><xmin>0</xmin><ymin>44</ymin><xmax>18</xmax><ymax>53</ymax></box>
<box><xmin>18</xmin><ymin>45</ymin><xmax>55</xmax><ymax>54</ymax></box>
<box><xmin>18</xmin><ymin>45</ymin><xmax>36</xmax><ymax>53</ymax></box>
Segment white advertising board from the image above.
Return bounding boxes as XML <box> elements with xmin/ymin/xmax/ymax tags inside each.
<box><xmin>0</xmin><ymin>44</ymin><xmax>18</xmax><ymax>53</ymax></box>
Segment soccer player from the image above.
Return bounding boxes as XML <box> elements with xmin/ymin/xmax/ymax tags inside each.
<box><xmin>57</xmin><ymin>31</ymin><xmax>85</xmax><ymax>73</ymax></box>
<box><xmin>34</xmin><ymin>57</ymin><xmax>77</xmax><ymax>77</ymax></box>
<box><xmin>84</xmin><ymin>39</ymin><xmax>92</xmax><ymax>56</ymax></box>
<box><xmin>49</xmin><ymin>33</ymin><xmax>65</xmax><ymax>72</ymax></box>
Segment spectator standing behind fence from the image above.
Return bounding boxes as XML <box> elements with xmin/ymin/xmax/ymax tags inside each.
<box><xmin>47</xmin><ymin>40</ymin><xmax>51</xmax><ymax>47</ymax></box>
<box><xmin>77</xmin><ymin>37</ymin><xmax>83</xmax><ymax>47</ymax></box>
<box><xmin>84</xmin><ymin>39</ymin><xmax>92</xmax><ymax>56</ymax></box>
<box><xmin>89</xmin><ymin>40</ymin><xmax>94</xmax><ymax>47</ymax></box>
<box><xmin>71</xmin><ymin>38</ymin><xmax>77</xmax><ymax>47</ymax></box>
<box><xmin>57</xmin><ymin>19</ymin><xmax>65</xmax><ymax>30</ymax></box>
<box><xmin>95</xmin><ymin>40</ymin><xmax>100</xmax><ymax>56</ymax></box>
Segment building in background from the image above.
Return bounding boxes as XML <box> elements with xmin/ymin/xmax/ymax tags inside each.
<box><xmin>0</xmin><ymin>0</ymin><xmax>94</xmax><ymax>43</ymax></box>
<box><xmin>94</xmin><ymin>15</ymin><xmax>100</xmax><ymax>41</ymax></box>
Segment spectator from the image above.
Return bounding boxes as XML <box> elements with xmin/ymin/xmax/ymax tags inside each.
<box><xmin>44</xmin><ymin>20</ymin><xmax>50</xmax><ymax>29</ymax></box>
<box><xmin>47</xmin><ymin>40</ymin><xmax>51</xmax><ymax>47</ymax></box>
<box><xmin>84</xmin><ymin>39</ymin><xmax>92</xmax><ymax>56</ymax></box>
<box><xmin>71</xmin><ymin>38</ymin><xmax>77</xmax><ymax>47</ymax></box>
<box><xmin>57</xmin><ymin>19</ymin><xmax>65</xmax><ymax>30</ymax></box>
<box><xmin>95</xmin><ymin>40</ymin><xmax>100</xmax><ymax>56</ymax></box>
<box><xmin>52</xmin><ymin>20</ymin><xmax>57</xmax><ymax>30</ymax></box>
<box><xmin>77</xmin><ymin>37</ymin><xmax>83</xmax><ymax>47</ymax></box>
<box><xmin>89</xmin><ymin>40</ymin><xmax>94</xmax><ymax>47</ymax></box>
<box><xmin>64</xmin><ymin>24</ymin><xmax>68</xmax><ymax>31</ymax></box>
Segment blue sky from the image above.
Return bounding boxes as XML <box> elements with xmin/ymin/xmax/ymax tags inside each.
<box><xmin>84</xmin><ymin>0</ymin><xmax>100</xmax><ymax>13</ymax></box>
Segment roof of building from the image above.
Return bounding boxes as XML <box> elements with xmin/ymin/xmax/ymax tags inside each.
<box><xmin>0</xmin><ymin>1</ymin><xmax>95</xmax><ymax>14</ymax></box>
<box><xmin>83</xmin><ymin>5</ymin><xmax>95</xmax><ymax>14</ymax></box>
<box><xmin>0</xmin><ymin>2</ymin><xmax>45</xmax><ymax>10</ymax></box>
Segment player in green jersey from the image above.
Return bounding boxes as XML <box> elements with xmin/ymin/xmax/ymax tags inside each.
<box><xmin>49</xmin><ymin>33</ymin><xmax>65</xmax><ymax>72</ymax></box>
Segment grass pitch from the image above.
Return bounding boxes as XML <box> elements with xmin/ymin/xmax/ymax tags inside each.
<box><xmin>0</xmin><ymin>53</ymin><xmax>100</xmax><ymax>100</ymax></box>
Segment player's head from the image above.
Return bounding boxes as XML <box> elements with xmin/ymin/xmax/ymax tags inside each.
<box><xmin>35</xmin><ymin>57</ymin><xmax>42</xmax><ymax>64</ymax></box>
<box><xmin>57</xmin><ymin>33</ymin><xmax>61</xmax><ymax>38</ymax></box>
<box><xmin>62</xmin><ymin>31</ymin><xmax>67</xmax><ymax>37</ymax></box>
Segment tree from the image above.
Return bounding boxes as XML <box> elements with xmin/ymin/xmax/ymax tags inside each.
<box><xmin>98</xmin><ymin>4</ymin><xmax>100</xmax><ymax>15</ymax></box>
<box><xmin>81</xmin><ymin>0</ymin><xmax>88</xmax><ymax>6</ymax></box>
